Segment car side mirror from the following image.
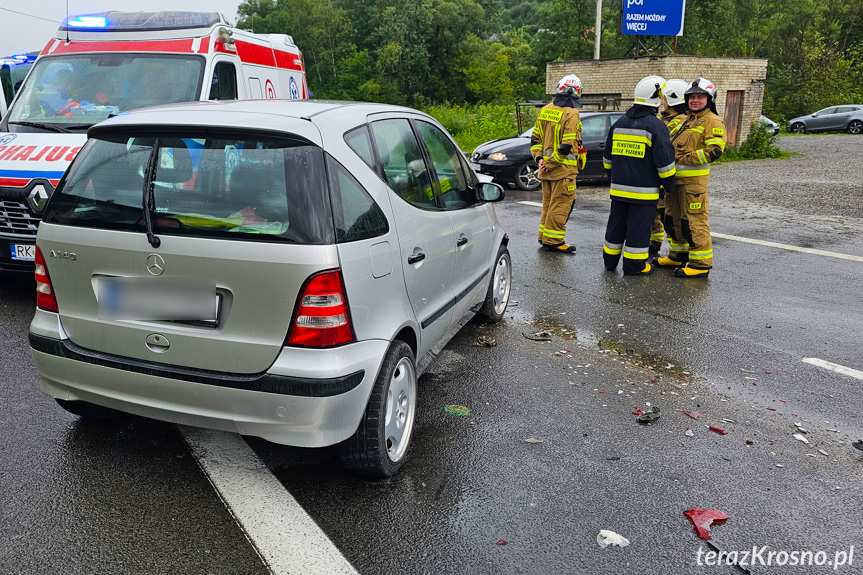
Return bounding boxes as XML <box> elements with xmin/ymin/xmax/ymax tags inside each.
<box><xmin>476</xmin><ymin>181</ymin><xmax>504</xmax><ymax>202</ymax></box>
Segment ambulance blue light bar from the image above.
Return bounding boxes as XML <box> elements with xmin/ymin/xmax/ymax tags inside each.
<box><xmin>61</xmin><ymin>12</ymin><xmax>223</xmax><ymax>32</ymax></box>
<box><xmin>66</xmin><ymin>16</ymin><xmax>108</xmax><ymax>28</ymax></box>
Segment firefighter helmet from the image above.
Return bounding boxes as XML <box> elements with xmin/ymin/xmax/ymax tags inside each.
<box><xmin>556</xmin><ymin>74</ymin><xmax>582</xmax><ymax>96</ymax></box>
<box><xmin>685</xmin><ymin>78</ymin><xmax>717</xmax><ymax>102</ymax></box>
<box><xmin>633</xmin><ymin>75</ymin><xmax>667</xmax><ymax>108</ymax></box>
<box><xmin>664</xmin><ymin>78</ymin><xmax>689</xmax><ymax>108</ymax></box>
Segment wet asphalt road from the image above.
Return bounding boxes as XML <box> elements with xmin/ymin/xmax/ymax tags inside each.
<box><xmin>2</xmin><ymin>135</ymin><xmax>863</xmax><ymax>574</ymax></box>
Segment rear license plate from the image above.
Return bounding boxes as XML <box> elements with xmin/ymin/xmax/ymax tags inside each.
<box><xmin>469</xmin><ymin>162</ymin><xmax>481</xmax><ymax>172</ymax></box>
<box><xmin>98</xmin><ymin>277</ymin><xmax>218</xmax><ymax>322</ymax></box>
<box><xmin>10</xmin><ymin>244</ymin><xmax>35</xmax><ymax>261</ymax></box>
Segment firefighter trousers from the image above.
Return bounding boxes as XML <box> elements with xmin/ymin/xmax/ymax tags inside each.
<box><xmin>651</xmin><ymin>194</ymin><xmax>666</xmax><ymax>245</ymax></box>
<box><xmin>538</xmin><ymin>177</ymin><xmax>577</xmax><ymax>246</ymax></box>
<box><xmin>603</xmin><ymin>200</ymin><xmax>655</xmax><ymax>274</ymax></box>
<box><xmin>663</xmin><ymin>186</ymin><xmax>690</xmax><ymax>263</ymax></box>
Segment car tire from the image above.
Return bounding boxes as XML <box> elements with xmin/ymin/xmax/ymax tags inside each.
<box><xmin>514</xmin><ymin>161</ymin><xmax>541</xmax><ymax>191</ymax></box>
<box><xmin>341</xmin><ymin>341</ymin><xmax>416</xmax><ymax>478</ymax></box>
<box><xmin>475</xmin><ymin>244</ymin><xmax>511</xmax><ymax>323</ymax></box>
<box><xmin>791</xmin><ymin>122</ymin><xmax>806</xmax><ymax>134</ymax></box>
<box><xmin>55</xmin><ymin>398</ymin><xmax>119</xmax><ymax>420</ymax></box>
<box><xmin>848</xmin><ymin>120</ymin><xmax>863</xmax><ymax>135</ymax></box>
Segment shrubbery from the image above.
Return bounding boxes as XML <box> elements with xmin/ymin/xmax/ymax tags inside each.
<box><xmin>720</xmin><ymin>120</ymin><xmax>786</xmax><ymax>161</ymax></box>
<box><xmin>424</xmin><ymin>103</ymin><xmax>522</xmax><ymax>152</ymax></box>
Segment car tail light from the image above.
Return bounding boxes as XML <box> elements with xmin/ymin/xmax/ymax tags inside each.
<box><xmin>286</xmin><ymin>270</ymin><xmax>355</xmax><ymax>347</ymax></box>
<box><xmin>34</xmin><ymin>246</ymin><xmax>59</xmax><ymax>312</ymax></box>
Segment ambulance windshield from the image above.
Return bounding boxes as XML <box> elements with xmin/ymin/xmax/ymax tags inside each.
<box><xmin>5</xmin><ymin>54</ymin><xmax>205</xmax><ymax>131</ymax></box>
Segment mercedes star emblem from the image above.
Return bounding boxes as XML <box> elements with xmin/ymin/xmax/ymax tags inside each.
<box><xmin>146</xmin><ymin>253</ymin><xmax>165</xmax><ymax>276</ymax></box>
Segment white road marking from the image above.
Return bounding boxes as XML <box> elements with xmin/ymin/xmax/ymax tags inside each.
<box><xmin>710</xmin><ymin>233</ymin><xmax>863</xmax><ymax>262</ymax></box>
<box><xmin>178</xmin><ymin>426</ymin><xmax>357</xmax><ymax>575</ymax></box>
<box><xmin>802</xmin><ymin>358</ymin><xmax>863</xmax><ymax>381</ymax></box>
<box><xmin>517</xmin><ymin>202</ymin><xmax>861</xmax><ymax>262</ymax></box>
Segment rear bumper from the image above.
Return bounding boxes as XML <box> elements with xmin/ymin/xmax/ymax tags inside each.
<box><xmin>29</xmin><ymin>311</ymin><xmax>389</xmax><ymax>448</ymax></box>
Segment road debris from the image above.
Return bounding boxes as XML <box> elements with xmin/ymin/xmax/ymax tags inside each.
<box><xmin>523</xmin><ymin>438</ymin><xmax>544</xmax><ymax>444</ymax></box>
<box><xmin>819</xmin><ymin>449</ymin><xmax>829</xmax><ymax>456</ymax></box>
<box><xmin>684</xmin><ymin>509</ymin><xmax>728</xmax><ymax>540</ymax></box>
<box><xmin>596</xmin><ymin>530</ymin><xmax>630</xmax><ymax>548</ymax></box>
<box><xmin>496</xmin><ymin>540</ymin><xmax>508</xmax><ymax>545</ymax></box>
<box><xmin>631</xmin><ymin>407</ymin><xmax>644</xmax><ymax>416</ymax></box>
<box><xmin>637</xmin><ymin>406</ymin><xmax>661</xmax><ymax>423</ymax></box>
<box><xmin>708</xmin><ymin>426</ymin><xmax>728</xmax><ymax>435</ymax></box>
<box><xmin>685</xmin><ymin>428</ymin><xmax>694</xmax><ymax>437</ymax></box>
<box><xmin>444</xmin><ymin>405</ymin><xmax>471</xmax><ymax>416</ymax></box>
<box><xmin>472</xmin><ymin>335</ymin><xmax>497</xmax><ymax>347</ymax></box>
<box><xmin>793</xmin><ymin>433</ymin><xmax>810</xmax><ymax>444</ymax></box>
<box><xmin>682</xmin><ymin>410</ymin><xmax>700</xmax><ymax>420</ymax></box>
<box><xmin>522</xmin><ymin>331</ymin><xmax>552</xmax><ymax>341</ymax></box>
<box><xmin>794</xmin><ymin>422</ymin><xmax>808</xmax><ymax>433</ymax></box>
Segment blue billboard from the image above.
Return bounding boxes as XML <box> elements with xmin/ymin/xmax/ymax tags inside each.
<box><xmin>621</xmin><ymin>0</ymin><xmax>686</xmax><ymax>36</ymax></box>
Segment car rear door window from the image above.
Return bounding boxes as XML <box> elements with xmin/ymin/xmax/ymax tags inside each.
<box><xmin>581</xmin><ymin>115</ymin><xmax>607</xmax><ymax>138</ymax></box>
<box><xmin>369</xmin><ymin>119</ymin><xmax>437</xmax><ymax>209</ymax></box>
<box><xmin>415</xmin><ymin>120</ymin><xmax>474</xmax><ymax>210</ymax></box>
<box><xmin>44</xmin><ymin>131</ymin><xmax>334</xmax><ymax>244</ymax></box>
<box><xmin>327</xmin><ymin>156</ymin><xmax>389</xmax><ymax>243</ymax></box>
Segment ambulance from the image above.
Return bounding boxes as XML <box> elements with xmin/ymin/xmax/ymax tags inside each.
<box><xmin>0</xmin><ymin>11</ymin><xmax>309</xmax><ymax>275</ymax></box>
<box><xmin>0</xmin><ymin>53</ymin><xmax>37</xmax><ymax>118</ymax></box>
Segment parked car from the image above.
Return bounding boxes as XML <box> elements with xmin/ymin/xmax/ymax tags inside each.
<box><xmin>786</xmin><ymin>105</ymin><xmax>863</xmax><ymax>134</ymax></box>
<box><xmin>28</xmin><ymin>99</ymin><xmax>511</xmax><ymax>478</ymax></box>
<box><xmin>469</xmin><ymin>110</ymin><xmax>626</xmax><ymax>191</ymax></box>
<box><xmin>760</xmin><ymin>115</ymin><xmax>780</xmax><ymax>135</ymax></box>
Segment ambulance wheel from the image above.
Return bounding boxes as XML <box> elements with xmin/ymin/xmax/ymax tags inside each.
<box><xmin>790</xmin><ymin>122</ymin><xmax>806</xmax><ymax>134</ymax></box>
<box><xmin>514</xmin><ymin>161</ymin><xmax>541</xmax><ymax>191</ymax></box>
<box><xmin>476</xmin><ymin>244</ymin><xmax>511</xmax><ymax>323</ymax></box>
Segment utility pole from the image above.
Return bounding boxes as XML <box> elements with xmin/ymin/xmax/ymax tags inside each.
<box><xmin>593</xmin><ymin>0</ymin><xmax>602</xmax><ymax>60</ymax></box>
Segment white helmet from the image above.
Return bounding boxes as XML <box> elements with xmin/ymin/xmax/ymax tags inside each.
<box><xmin>685</xmin><ymin>78</ymin><xmax>717</xmax><ymax>102</ymax></box>
<box><xmin>633</xmin><ymin>75</ymin><xmax>667</xmax><ymax>108</ymax></box>
<box><xmin>664</xmin><ymin>79</ymin><xmax>689</xmax><ymax>108</ymax></box>
<box><xmin>557</xmin><ymin>74</ymin><xmax>582</xmax><ymax>96</ymax></box>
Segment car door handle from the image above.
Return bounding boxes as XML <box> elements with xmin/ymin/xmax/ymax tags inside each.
<box><xmin>456</xmin><ymin>237</ymin><xmax>468</xmax><ymax>247</ymax></box>
<box><xmin>407</xmin><ymin>252</ymin><xmax>426</xmax><ymax>264</ymax></box>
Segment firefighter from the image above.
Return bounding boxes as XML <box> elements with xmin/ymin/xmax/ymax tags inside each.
<box><xmin>601</xmin><ymin>76</ymin><xmax>676</xmax><ymax>275</ymax></box>
<box><xmin>650</xmin><ymin>78</ymin><xmax>689</xmax><ymax>256</ymax></box>
<box><xmin>530</xmin><ymin>74</ymin><xmax>586</xmax><ymax>253</ymax></box>
<box><xmin>656</xmin><ymin>78</ymin><xmax>726</xmax><ymax>278</ymax></box>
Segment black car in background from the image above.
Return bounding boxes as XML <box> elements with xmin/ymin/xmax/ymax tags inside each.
<box><xmin>469</xmin><ymin>111</ymin><xmax>625</xmax><ymax>191</ymax></box>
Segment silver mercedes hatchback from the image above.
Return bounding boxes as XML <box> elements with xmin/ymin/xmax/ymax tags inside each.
<box><xmin>29</xmin><ymin>99</ymin><xmax>511</xmax><ymax>477</ymax></box>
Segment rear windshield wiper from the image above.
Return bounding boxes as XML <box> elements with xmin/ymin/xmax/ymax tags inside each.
<box><xmin>142</xmin><ymin>138</ymin><xmax>161</xmax><ymax>248</ymax></box>
<box><xmin>8</xmin><ymin>121</ymin><xmax>73</xmax><ymax>134</ymax></box>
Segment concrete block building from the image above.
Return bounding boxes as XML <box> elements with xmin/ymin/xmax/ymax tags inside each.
<box><xmin>547</xmin><ymin>55</ymin><xmax>768</xmax><ymax>146</ymax></box>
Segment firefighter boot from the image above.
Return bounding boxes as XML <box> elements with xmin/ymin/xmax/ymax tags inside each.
<box><xmin>674</xmin><ymin>264</ymin><xmax>710</xmax><ymax>278</ymax></box>
<box><xmin>655</xmin><ymin>256</ymin><xmax>685</xmax><ymax>268</ymax></box>
<box><xmin>543</xmin><ymin>243</ymin><xmax>576</xmax><ymax>254</ymax></box>
<box><xmin>624</xmin><ymin>261</ymin><xmax>656</xmax><ymax>276</ymax></box>
<box><xmin>649</xmin><ymin>241</ymin><xmax>663</xmax><ymax>256</ymax></box>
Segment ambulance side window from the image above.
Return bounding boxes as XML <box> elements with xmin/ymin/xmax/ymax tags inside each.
<box><xmin>210</xmin><ymin>62</ymin><xmax>238</xmax><ymax>101</ymax></box>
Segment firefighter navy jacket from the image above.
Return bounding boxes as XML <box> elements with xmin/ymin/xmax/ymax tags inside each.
<box><xmin>602</xmin><ymin>105</ymin><xmax>677</xmax><ymax>203</ymax></box>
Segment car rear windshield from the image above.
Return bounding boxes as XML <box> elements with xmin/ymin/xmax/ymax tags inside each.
<box><xmin>43</xmin><ymin>131</ymin><xmax>334</xmax><ymax>244</ymax></box>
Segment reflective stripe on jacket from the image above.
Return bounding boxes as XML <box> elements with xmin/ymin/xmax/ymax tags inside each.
<box><xmin>602</xmin><ymin>110</ymin><xmax>676</xmax><ymax>204</ymax></box>
<box><xmin>672</xmin><ymin>109</ymin><xmax>726</xmax><ymax>181</ymax></box>
<box><xmin>531</xmin><ymin>103</ymin><xmax>581</xmax><ymax>180</ymax></box>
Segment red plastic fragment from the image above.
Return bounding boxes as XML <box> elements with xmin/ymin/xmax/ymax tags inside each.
<box><xmin>766</xmin><ymin>407</ymin><xmax>776</xmax><ymax>411</ymax></box>
<box><xmin>684</xmin><ymin>509</ymin><xmax>729</xmax><ymax>540</ymax></box>
<box><xmin>650</xmin><ymin>379</ymin><xmax>658</xmax><ymax>383</ymax></box>
<box><xmin>599</xmin><ymin>390</ymin><xmax>606</xmax><ymax>394</ymax></box>
<box><xmin>780</xmin><ymin>400</ymin><xmax>787</xmax><ymax>403</ymax></box>
<box><xmin>632</xmin><ymin>407</ymin><xmax>644</xmax><ymax>416</ymax></box>
<box><xmin>708</xmin><ymin>426</ymin><xmax>728</xmax><ymax>435</ymax></box>
<box><xmin>683</xmin><ymin>411</ymin><xmax>700</xmax><ymax>420</ymax></box>
<box><xmin>764</xmin><ymin>371</ymin><xmax>772</xmax><ymax>374</ymax></box>
<box><xmin>497</xmin><ymin>540</ymin><xmax>508</xmax><ymax>546</ymax></box>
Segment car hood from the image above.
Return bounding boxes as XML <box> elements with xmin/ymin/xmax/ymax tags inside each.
<box><xmin>473</xmin><ymin>136</ymin><xmax>529</xmax><ymax>156</ymax></box>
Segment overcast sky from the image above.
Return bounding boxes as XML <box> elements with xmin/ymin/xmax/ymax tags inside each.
<box><xmin>1</xmin><ymin>1</ymin><xmax>243</xmax><ymax>56</ymax></box>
